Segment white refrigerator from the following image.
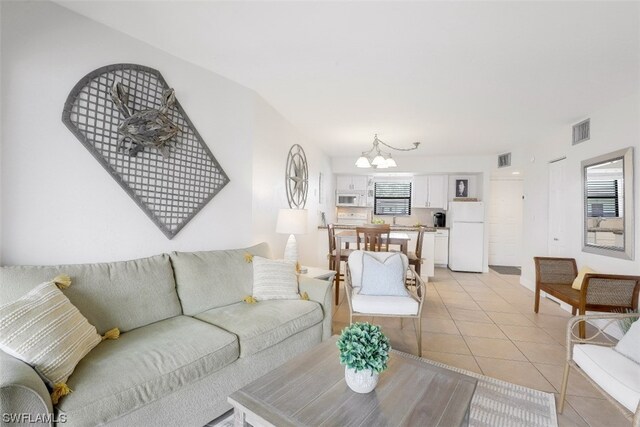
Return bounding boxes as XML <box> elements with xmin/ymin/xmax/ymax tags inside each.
<box><xmin>448</xmin><ymin>201</ymin><xmax>484</xmax><ymax>272</ymax></box>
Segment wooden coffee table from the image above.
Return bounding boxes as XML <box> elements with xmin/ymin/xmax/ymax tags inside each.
<box><xmin>228</xmin><ymin>337</ymin><xmax>477</xmax><ymax>426</ymax></box>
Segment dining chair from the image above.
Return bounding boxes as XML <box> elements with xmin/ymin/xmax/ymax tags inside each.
<box><xmin>407</xmin><ymin>226</ymin><xmax>425</xmax><ymax>285</ymax></box>
<box><xmin>327</xmin><ymin>223</ymin><xmax>351</xmax><ymax>277</ymax></box>
<box><xmin>356</xmin><ymin>224</ymin><xmax>391</xmax><ymax>252</ymax></box>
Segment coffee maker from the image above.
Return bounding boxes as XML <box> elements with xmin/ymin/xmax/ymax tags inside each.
<box><xmin>433</xmin><ymin>212</ymin><xmax>446</xmax><ymax>228</ymax></box>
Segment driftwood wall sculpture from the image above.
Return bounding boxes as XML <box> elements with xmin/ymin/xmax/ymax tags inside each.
<box><xmin>62</xmin><ymin>64</ymin><xmax>229</xmax><ymax>239</ymax></box>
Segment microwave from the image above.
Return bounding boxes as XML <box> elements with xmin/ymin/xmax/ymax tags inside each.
<box><xmin>336</xmin><ymin>193</ymin><xmax>361</xmax><ymax>207</ymax></box>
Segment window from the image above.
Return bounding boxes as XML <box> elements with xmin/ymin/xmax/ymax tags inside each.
<box><xmin>586</xmin><ymin>179</ymin><xmax>620</xmax><ymax>217</ymax></box>
<box><xmin>374</xmin><ymin>182</ymin><xmax>412</xmax><ymax>216</ymax></box>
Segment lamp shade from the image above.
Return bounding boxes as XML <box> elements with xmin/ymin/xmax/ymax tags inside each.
<box><xmin>371</xmin><ymin>154</ymin><xmax>386</xmax><ymax>166</ymax></box>
<box><xmin>276</xmin><ymin>208</ymin><xmax>308</xmax><ymax>235</ymax></box>
<box><xmin>355</xmin><ymin>156</ymin><xmax>371</xmax><ymax>168</ymax></box>
<box><xmin>385</xmin><ymin>156</ymin><xmax>397</xmax><ymax>167</ymax></box>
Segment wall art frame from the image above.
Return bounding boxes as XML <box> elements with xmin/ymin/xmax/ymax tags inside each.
<box><xmin>62</xmin><ymin>63</ymin><xmax>230</xmax><ymax>239</ymax></box>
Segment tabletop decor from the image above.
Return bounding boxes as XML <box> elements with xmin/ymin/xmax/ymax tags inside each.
<box><xmin>62</xmin><ymin>63</ymin><xmax>229</xmax><ymax>239</ymax></box>
<box><xmin>337</xmin><ymin>322</ymin><xmax>390</xmax><ymax>393</ymax></box>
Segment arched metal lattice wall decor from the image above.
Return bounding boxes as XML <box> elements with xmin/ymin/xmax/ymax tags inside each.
<box><xmin>62</xmin><ymin>64</ymin><xmax>229</xmax><ymax>239</ymax></box>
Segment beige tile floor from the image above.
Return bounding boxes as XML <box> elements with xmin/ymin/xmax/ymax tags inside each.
<box><xmin>331</xmin><ymin>267</ymin><xmax>630</xmax><ymax>427</ymax></box>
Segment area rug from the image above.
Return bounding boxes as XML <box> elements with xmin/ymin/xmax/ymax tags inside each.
<box><xmin>206</xmin><ymin>355</ymin><xmax>557</xmax><ymax>427</ymax></box>
<box><xmin>490</xmin><ymin>265</ymin><xmax>522</xmax><ymax>276</ymax></box>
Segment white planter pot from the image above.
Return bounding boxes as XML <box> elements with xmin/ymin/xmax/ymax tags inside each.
<box><xmin>344</xmin><ymin>367</ymin><xmax>379</xmax><ymax>393</ymax></box>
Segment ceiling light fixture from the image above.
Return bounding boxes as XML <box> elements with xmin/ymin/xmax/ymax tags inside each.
<box><xmin>355</xmin><ymin>134</ymin><xmax>420</xmax><ymax>169</ymax></box>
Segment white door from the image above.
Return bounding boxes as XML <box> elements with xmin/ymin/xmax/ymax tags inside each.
<box><xmin>548</xmin><ymin>158</ymin><xmax>568</xmax><ymax>256</ymax></box>
<box><xmin>336</xmin><ymin>176</ymin><xmax>352</xmax><ymax>192</ymax></box>
<box><xmin>351</xmin><ymin>176</ymin><xmax>368</xmax><ymax>192</ymax></box>
<box><xmin>488</xmin><ymin>179</ymin><xmax>523</xmax><ymax>266</ymax></box>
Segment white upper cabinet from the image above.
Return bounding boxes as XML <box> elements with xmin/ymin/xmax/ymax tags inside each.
<box><xmin>412</xmin><ymin>175</ymin><xmax>448</xmax><ymax>209</ymax></box>
<box><xmin>336</xmin><ymin>175</ymin><xmax>367</xmax><ymax>192</ymax></box>
<box><xmin>427</xmin><ymin>175</ymin><xmax>448</xmax><ymax>209</ymax></box>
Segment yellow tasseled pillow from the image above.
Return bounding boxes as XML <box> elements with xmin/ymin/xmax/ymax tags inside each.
<box><xmin>0</xmin><ymin>275</ymin><xmax>119</xmax><ymax>404</ymax></box>
<box><xmin>572</xmin><ymin>267</ymin><xmax>596</xmax><ymax>290</ymax></box>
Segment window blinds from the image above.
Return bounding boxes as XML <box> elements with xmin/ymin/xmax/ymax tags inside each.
<box><xmin>586</xmin><ymin>180</ymin><xmax>619</xmax><ymax>217</ymax></box>
<box><xmin>374</xmin><ymin>182</ymin><xmax>412</xmax><ymax>216</ymax></box>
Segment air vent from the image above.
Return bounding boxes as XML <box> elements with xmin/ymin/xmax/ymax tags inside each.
<box><xmin>498</xmin><ymin>153</ymin><xmax>511</xmax><ymax>168</ymax></box>
<box><xmin>572</xmin><ymin>119</ymin><xmax>590</xmax><ymax>145</ymax></box>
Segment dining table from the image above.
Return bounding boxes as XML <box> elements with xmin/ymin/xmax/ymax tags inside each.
<box><xmin>333</xmin><ymin>230</ymin><xmax>411</xmax><ymax>305</ymax></box>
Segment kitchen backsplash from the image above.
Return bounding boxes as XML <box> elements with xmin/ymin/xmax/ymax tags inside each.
<box><xmin>337</xmin><ymin>207</ymin><xmax>445</xmax><ymax>227</ymax></box>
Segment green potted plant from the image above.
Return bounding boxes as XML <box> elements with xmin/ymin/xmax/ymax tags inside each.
<box><xmin>337</xmin><ymin>322</ymin><xmax>390</xmax><ymax>393</ymax></box>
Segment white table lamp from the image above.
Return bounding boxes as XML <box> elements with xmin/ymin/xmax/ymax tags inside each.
<box><xmin>276</xmin><ymin>208</ymin><xmax>308</xmax><ymax>262</ymax></box>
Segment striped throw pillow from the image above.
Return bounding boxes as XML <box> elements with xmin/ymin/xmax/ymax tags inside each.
<box><xmin>252</xmin><ymin>256</ymin><xmax>300</xmax><ymax>300</ymax></box>
<box><xmin>0</xmin><ymin>280</ymin><xmax>102</xmax><ymax>395</ymax></box>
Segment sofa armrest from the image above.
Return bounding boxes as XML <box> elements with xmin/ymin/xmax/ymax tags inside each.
<box><xmin>299</xmin><ymin>276</ymin><xmax>333</xmax><ymax>341</ymax></box>
<box><xmin>0</xmin><ymin>350</ymin><xmax>53</xmax><ymax>425</ymax></box>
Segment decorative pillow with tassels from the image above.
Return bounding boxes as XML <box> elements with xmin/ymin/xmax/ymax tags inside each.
<box><xmin>0</xmin><ymin>275</ymin><xmax>119</xmax><ymax>404</ymax></box>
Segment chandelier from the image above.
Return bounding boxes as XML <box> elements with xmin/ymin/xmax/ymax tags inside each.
<box><xmin>355</xmin><ymin>134</ymin><xmax>421</xmax><ymax>168</ymax></box>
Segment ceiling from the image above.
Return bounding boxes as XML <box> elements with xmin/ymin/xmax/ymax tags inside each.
<box><xmin>57</xmin><ymin>1</ymin><xmax>639</xmax><ymax>158</ymax></box>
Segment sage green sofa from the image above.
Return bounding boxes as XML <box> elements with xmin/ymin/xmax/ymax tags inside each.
<box><xmin>0</xmin><ymin>243</ymin><xmax>333</xmax><ymax>426</ymax></box>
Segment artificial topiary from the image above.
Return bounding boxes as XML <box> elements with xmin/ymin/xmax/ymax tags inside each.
<box><xmin>336</xmin><ymin>322</ymin><xmax>390</xmax><ymax>373</ymax></box>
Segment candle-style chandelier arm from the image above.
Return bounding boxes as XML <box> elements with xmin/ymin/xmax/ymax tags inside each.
<box><xmin>355</xmin><ymin>134</ymin><xmax>421</xmax><ymax>168</ymax></box>
<box><xmin>374</xmin><ymin>135</ymin><xmax>421</xmax><ymax>152</ymax></box>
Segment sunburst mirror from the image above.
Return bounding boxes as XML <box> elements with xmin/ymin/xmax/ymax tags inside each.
<box><xmin>285</xmin><ymin>144</ymin><xmax>309</xmax><ymax>208</ymax></box>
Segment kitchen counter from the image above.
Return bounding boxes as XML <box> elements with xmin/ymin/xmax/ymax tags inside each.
<box><xmin>318</xmin><ymin>225</ymin><xmax>448</xmax><ymax>232</ymax></box>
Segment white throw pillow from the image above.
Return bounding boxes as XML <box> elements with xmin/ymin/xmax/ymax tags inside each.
<box><xmin>359</xmin><ymin>252</ymin><xmax>409</xmax><ymax>297</ymax></box>
<box><xmin>572</xmin><ymin>267</ymin><xmax>596</xmax><ymax>290</ymax></box>
<box><xmin>252</xmin><ymin>256</ymin><xmax>300</xmax><ymax>300</ymax></box>
<box><xmin>348</xmin><ymin>251</ymin><xmax>409</xmax><ymax>290</ymax></box>
<box><xmin>0</xmin><ymin>280</ymin><xmax>102</xmax><ymax>397</ymax></box>
<box><xmin>614</xmin><ymin>319</ymin><xmax>640</xmax><ymax>364</ymax></box>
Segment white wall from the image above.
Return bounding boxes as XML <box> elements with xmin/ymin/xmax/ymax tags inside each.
<box><xmin>0</xmin><ymin>1</ymin><xmax>330</xmax><ymax>266</ymax></box>
<box><xmin>518</xmin><ymin>92</ymin><xmax>640</xmax><ymax>290</ymax></box>
<box><xmin>332</xmin><ymin>154</ymin><xmax>494</xmax><ymax>272</ymax></box>
<box><xmin>251</xmin><ymin>95</ymin><xmax>334</xmax><ymax>266</ymax></box>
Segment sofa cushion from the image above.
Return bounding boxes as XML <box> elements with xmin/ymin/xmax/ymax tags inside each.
<box><xmin>57</xmin><ymin>316</ymin><xmax>238</xmax><ymax>424</ymax></box>
<box><xmin>0</xmin><ymin>280</ymin><xmax>101</xmax><ymax>390</ymax></box>
<box><xmin>0</xmin><ymin>255</ymin><xmax>181</xmax><ymax>334</ymax></box>
<box><xmin>351</xmin><ymin>293</ymin><xmax>419</xmax><ymax>316</ymax></box>
<box><xmin>252</xmin><ymin>256</ymin><xmax>300</xmax><ymax>301</ymax></box>
<box><xmin>171</xmin><ymin>243</ymin><xmax>272</xmax><ymax>315</ymax></box>
<box><xmin>195</xmin><ymin>300</ymin><xmax>322</xmax><ymax>357</ymax></box>
<box><xmin>573</xmin><ymin>343</ymin><xmax>640</xmax><ymax>412</ymax></box>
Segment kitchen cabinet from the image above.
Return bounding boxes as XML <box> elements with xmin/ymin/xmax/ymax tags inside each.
<box><xmin>412</xmin><ymin>175</ymin><xmax>448</xmax><ymax>209</ymax></box>
<box><xmin>336</xmin><ymin>175</ymin><xmax>367</xmax><ymax>192</ymax></box>
<box><xmin>434</xmin><ymin>229</ymin><xmax>449</xmax><ymax>266</ymax></box>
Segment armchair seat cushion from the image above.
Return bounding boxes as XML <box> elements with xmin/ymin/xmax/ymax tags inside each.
<box><xmin>573</xmin><ymin>344</ymin><xmax>640</xmax><ymax>412</ymax></box>
<box><xmin>351</xmin><ymin>293</ymin><xmax>419</xmax><ymax>316</ymax></box>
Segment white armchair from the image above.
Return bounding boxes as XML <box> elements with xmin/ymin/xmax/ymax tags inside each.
<box><xmin>559</xmin><ymin>313</ymin><xmax>640</xmax><ymax>427</ymax></box>
<box><xmin>345</xmin><ymin>251</ymin><xmax>426</xmax><ymax>356</ymax></box>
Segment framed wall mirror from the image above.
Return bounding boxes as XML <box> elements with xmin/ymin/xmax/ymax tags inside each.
<box><xmin>582</xmin><ymin>147</ymin><xmax>634</xmax><ymax>260</ymax></box>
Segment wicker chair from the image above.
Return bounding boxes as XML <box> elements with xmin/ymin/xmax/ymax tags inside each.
<box><xmin>533</xmin><ymin>257</ymin><xmax>640</xmax><ymax>337</ymax></box>
<box><xmin>558</xmin><ymin>313</ymin><xmax>640</xmax><ymax>427</ymax></box>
